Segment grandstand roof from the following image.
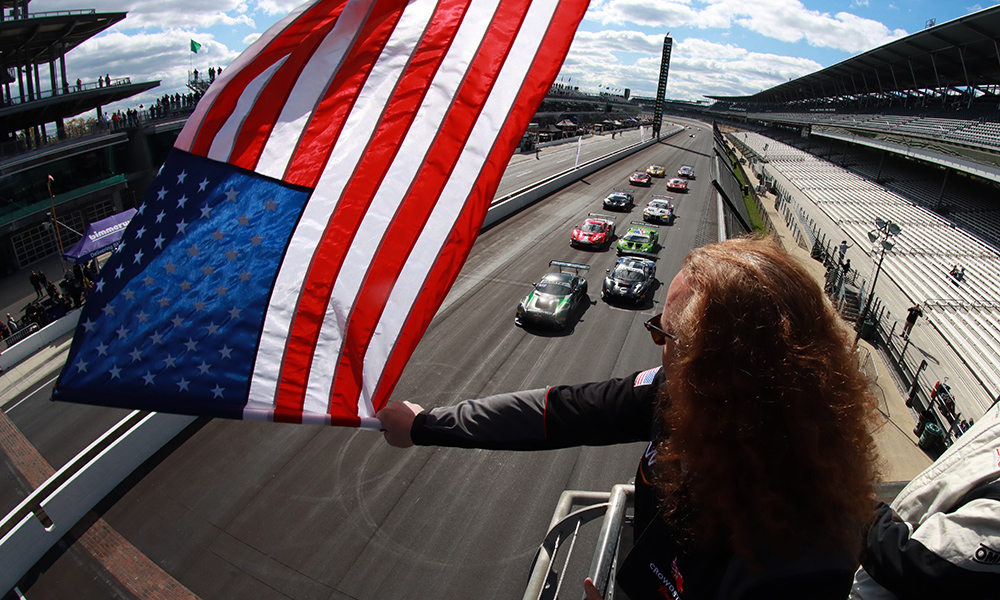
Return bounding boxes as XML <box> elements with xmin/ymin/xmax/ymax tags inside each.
<box><xmin>0</xmin><ymin>11</ymin><xmax>125</xmax><ymax>70</ymax></box>
<box><xmin>709</xmin><ymin>4</ymin><xmax>1000</xmax><ymax>102</ymax></box>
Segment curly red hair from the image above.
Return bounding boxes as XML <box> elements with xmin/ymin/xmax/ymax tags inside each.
<box><xmin>656</xmin><ymin>236</ymin><xmax>880</xmax><ymax>561</ymax></box>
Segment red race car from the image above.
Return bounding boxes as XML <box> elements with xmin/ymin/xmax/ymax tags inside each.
<box><xmin>666</xmin><ymin>177</ymin><xmax>688</xmax><ymax>192</ymax></box>
<box><xmin>629</xmin><ymin>171</ymin><xmax>652</xmax><ymax>186</ymax></box>
<box><xmin>571</xmin><ymin>213</ymin><xmax>616</xmax><ymax>249</ymax></box>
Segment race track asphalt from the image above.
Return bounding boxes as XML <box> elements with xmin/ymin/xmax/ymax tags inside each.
<box><xmin>6</xmin><ymin>120</ymin><xmax>717</xmax><ymax>600</ymax></box>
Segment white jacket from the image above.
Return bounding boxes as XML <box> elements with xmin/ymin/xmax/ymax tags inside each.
<box><xmin>851</xmin><ymin>402</ymin><xmax>1000</xmax><ymax>599</ymax></box>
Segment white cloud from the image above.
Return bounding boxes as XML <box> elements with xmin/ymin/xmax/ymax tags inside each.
<box><xmin>585</xmin><ymin>0</ymin><xmax>907</xmax><ymax>53</ymax></box>
<box><xmin>253</xmin><ymin>0</ymin><xmax>305</xmax><ymax>16</ymax></box>
<box><xmin>558</xmin><ymin>32</ymin><xmax>821</xmax><ymax>101</ymax></box>
<box><xmin>729</xmin><ymin>0</ymin><xmax>906</xmax><ymax>53</ymax></box>
<box><xmin>243</xmin><ymin>32</ymin><xmax>263</xmax><ymax>46</ymax></box>
<box><xmin>31</xmin><ymin>0</ymin><xmax>255</xmax><ymax>29</ymax></box>
<box><xmin>49</xmin><ymin>29</ymin><xmax>242</xmax><ymax>115</ymax></box>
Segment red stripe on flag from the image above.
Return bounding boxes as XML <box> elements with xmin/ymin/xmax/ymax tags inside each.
<box><xmin>371</xmin><ymin>0</ymin><xmax>589</xmax><ymax>408</ymax></box>
<box><xmin>326</xmin><ymin>0</ymin><xmax>533</xmax><ymax>412</ymax></box>
<box><xmin>227</xmin><ymin>7</ymin><xmax>368</xmax><ymax>172</ymax></box>
<box><xmin>273</xmin><ymin>0</ymin><xmax>469</xmax><ymax>418</ymax></box>
<box><xmin>280</xmin><ymin>1</ymin><xmax>409</xmax><ymax>187</ymax></box>
<box><xmin>188</xmin><ymin>0</ymin><xmax>349</xmax><ymax>158</ymax></box>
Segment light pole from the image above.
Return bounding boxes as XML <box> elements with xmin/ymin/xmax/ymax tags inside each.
<box><xmin>855</xmin><ymin>217</ymin><xmax>901</xmax><ymax>344</ymax></box>
<box><xmin>46</xmin><ymin>174</ymin><xmax>65</xmax><ymax>257</ymax></box>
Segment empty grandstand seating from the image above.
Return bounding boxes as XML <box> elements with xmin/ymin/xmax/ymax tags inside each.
<box><xmin>735</xmin><ymin>131</ymin><xmax>1000</xmax><ymax>408</ymax></box>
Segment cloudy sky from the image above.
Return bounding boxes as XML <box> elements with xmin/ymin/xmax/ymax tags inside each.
<box><xmin>28</xmin><ymin>0</ymin><xmax>995</xmax><ymax>113</ymax></box>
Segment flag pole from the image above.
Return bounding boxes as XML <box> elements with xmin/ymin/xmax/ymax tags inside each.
<box><xmin>47</xmin><ymin>174</ymin><xmax>68</xmax><ymax>272</ymax></box>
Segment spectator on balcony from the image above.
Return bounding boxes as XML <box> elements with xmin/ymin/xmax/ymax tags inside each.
<box><xmin>76</xmin><ymin>78</ymin><xmax>82</xmax><ymax>91</ymax></box>
<box><xmin>6</xmin><ymin>313</ymin><xmax>18</xmax><ymax>333</ymax></box>
<box><xmin>379</xmin><ymin>236</ymin><xmax>879</xmax><ymax>600</ymax></box>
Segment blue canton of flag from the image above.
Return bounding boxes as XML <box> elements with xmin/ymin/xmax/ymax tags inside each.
<box><xmin>634</xmin><ymin>367</ymin><xmax>660</xmax><ymax>387</ymax></box>
<box><xmin>54</xmin><ymin>150</ymin><xmax>310</xmax><ymax>418</ymax></box>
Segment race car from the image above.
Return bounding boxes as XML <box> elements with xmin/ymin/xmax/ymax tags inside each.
<box><xmin>617</xmin><ymin>222</ymin><xmax>659</xmax><ymax>257</ymax></box>
<box><xmin>629</xmin><ymin>171</ymin><xmax>652</xmax><ymax>186</ymax></box>
<box><xmin>666</xmin><ymin>177</ymin><xmax>688</xmax><ymax>192</ymax></box>
<box><xmin>677</xmin><ymin>165</ymin><xmax>696</xmax><ymax>179</ymax></box>
<box><xmin>643</xmin><ymin>195</ymin><xmax>675</xmax><ymax>225</ymax></box>
<box><xmin>602</xmin><ymin>256</ymin><xmax>656</xmax><ymax>304</ymax></box>
<box><xmin>646</xmin><ymin>164</ymin><xmax>665</xmax><ymax>178</ymax></box>
<box><xmin>603</xmin><ymin>188</ymin><xmax>634</xmax><ymax>211</ymax></box>
<box><xmin>571</xmin><ymin>213</ymin><xmax>616</xmax><ymax>249</ymax></box>
<box><xmin>515</xmin><ymin>261</ymin><xmax>590</xmax><ymax>330</ymax></box>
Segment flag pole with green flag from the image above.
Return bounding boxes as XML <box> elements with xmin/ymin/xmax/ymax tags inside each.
<box><xmin>190</xmin><ymin>40</ymin><xmax>201</xmax><ymax>85</ymax></box>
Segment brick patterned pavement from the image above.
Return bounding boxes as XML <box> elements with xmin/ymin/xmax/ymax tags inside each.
<box><xmin>0</xmin><ymin>412</ymin><xmax>200</xmax><ymax>599</ymax></box>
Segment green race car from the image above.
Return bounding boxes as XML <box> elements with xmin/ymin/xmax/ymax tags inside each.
<box><xmin>515</xmin><ymin>261</ymin><xmax>590</xmax><ymax>330</ymax></box>
<box><xmin>616</xmin><ymin>222</ymin><xmax>659</xmax><ymax>257</ymax></box>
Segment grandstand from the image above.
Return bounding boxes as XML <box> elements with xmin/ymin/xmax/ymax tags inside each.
<box><xmin>705</xmin><ymin>5</ymin><xmax>1000</xmax><ymax>425</ymax></box>
<box><xmin>731</xmin><ymin>131</ymin><xmax>1000</xmax><ymax>414</ymax></box>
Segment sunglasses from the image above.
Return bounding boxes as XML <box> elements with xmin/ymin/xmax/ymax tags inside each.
<box><xmin>644</xmin><ymin>313</ymin><xmax>676</xmax><ymax>345</ymax></box>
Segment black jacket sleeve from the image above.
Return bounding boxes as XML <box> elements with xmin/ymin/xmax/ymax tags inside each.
<box><xmin>410</xmin><ymin>369</ymin><xmax>662</xmax><ymax>450</ymax></box>
<box><xmin>861</xmin><ymin>494</ymin><xmax>1000</xmax><ymax>600</ymax></box>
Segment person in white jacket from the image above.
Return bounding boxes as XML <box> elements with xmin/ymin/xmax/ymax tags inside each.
<box><xmin>851</xmin><ymin>402</ymin><xmax>1000</xmax><ymax>599</ymax></box>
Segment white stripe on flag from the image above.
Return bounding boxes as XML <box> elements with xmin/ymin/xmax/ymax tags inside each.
<box><xmin>246</xmin><ymin>0</ymin><xmax>437</xmax><ymax>415</ymax></box>
<box><xmin>207</xmin><ymin>58</ymin><xmax>288</xmax><ymax>164</ymax></box>
<box><xmin>305</xmin><ymin>0</ymin><xmax>501</xmax><ymax>417</ymax></box>
<box><xmin>256</xmin><ymin>0</ymin><xmax>375</xmax><ymax>181</ymax></box>
<box><xmin>174</xmin><ymin>0</ymin><xmax>317</xmax><ymax>153</ymax></box>
<box><xmin>363</xmin><ymin>0</ymin><xmax>563</xmax><ymax>405</ymax></box>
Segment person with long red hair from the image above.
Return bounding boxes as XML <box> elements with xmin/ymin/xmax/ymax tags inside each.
<box><xmin>379</xmin><ymin>236</ymin><xmax>881</xmax><ymax>599</ymax></box>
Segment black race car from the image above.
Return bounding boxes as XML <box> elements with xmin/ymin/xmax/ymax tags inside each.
<box><xmin>602</xmin><ymin>256</ymin><xmax>656</xmax><ymax>304</ymax></box>
<box><xmin>603</xmin><ymin>188</ymin><xmax>634</xmax><ymax>211</ymax></box>
<box><xmin>515</xmin><ymin>261</ymin><xmax>590</xmax><ymax>329</ymax></box>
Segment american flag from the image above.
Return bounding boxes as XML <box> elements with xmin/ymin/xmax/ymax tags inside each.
<box><xmin>634</xmin><ymin>367</ymin><xmax>660</xmax><ymax>387</ymax></box>
<box><xmin>54</xmin><ymin>0</ymin><xmax>590</xmax><ymax>427</ymax></box>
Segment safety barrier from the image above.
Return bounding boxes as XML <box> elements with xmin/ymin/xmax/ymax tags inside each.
<box><xmin>484</xmin><ymin>126</ymin><xmax>684</xmax><ymax>229</ymax></box>
<box><xmin>522</xmin><ymin>481</ymin><xmax>907</xmax><ymax>600</ymax></box>
<box><xmin>0</xmin><ymin>411</ymin><xmax>197</xmax><ymax>594</ymax></box>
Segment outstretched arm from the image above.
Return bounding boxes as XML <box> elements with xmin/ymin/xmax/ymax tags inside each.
<box><xmin>378</xmin><ymin>368</ymin><xmax>663</xmax><ymax>451</ymax></box>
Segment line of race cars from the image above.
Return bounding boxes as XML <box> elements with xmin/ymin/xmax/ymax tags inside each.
<box><xmin>515</xmin><ymin>163</ymin><xmax>696</xmax><ymax>330</ymax></box>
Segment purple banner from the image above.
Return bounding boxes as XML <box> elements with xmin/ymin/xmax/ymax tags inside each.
<box><xmin>62</xmin><ymin>208</ymin><xmax>137</xmax><ymax>264</ymax></box>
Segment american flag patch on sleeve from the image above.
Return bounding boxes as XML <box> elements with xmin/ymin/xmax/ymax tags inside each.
<box><xmin>634</xmin><ymin>367</ymin><xmax>660</xmax><ymax>387</ymax></box>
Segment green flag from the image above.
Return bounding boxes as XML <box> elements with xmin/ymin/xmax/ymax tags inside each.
<box><xmin>190</xmin><ymin>39</ymin><xmax>202</xmax><ymax>53</ymax></box>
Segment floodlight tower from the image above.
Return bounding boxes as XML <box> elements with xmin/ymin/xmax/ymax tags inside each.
<box><xmin>855</xmin><ymin>217</ymin><xmax>902</xmax><ymax>344</ymax></box>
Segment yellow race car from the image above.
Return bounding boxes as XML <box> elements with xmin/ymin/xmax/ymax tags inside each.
<box><xmin>646</xmin><ymin>164</ymin><xmax>665</xmax><ymax>178</ymax></box>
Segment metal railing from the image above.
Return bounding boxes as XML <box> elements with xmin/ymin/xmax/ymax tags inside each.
<box><xmin>524</xmin><ymin>485</ymin><xmax>633</xmax><ymax>600</ymax></box>
<box><xmin>2</xmin><ymin>323</ymin><xmax>39</xmax><ymax>349</ymax></box>
<box><xmin>3</xmin><ymin>77</ymin><xmax>133</xmax><ymax>106</ymax></box>
<box><xmin>524</xmin><ymin>481</ymin><xmax>907</xmax><ymax>600</ymax></box>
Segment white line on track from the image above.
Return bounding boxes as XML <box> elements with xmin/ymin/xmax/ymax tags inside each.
<box><xmin>4</xmin><ymin>375</ymin><xmax>59</xmax><ymax>413</ymax></box>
